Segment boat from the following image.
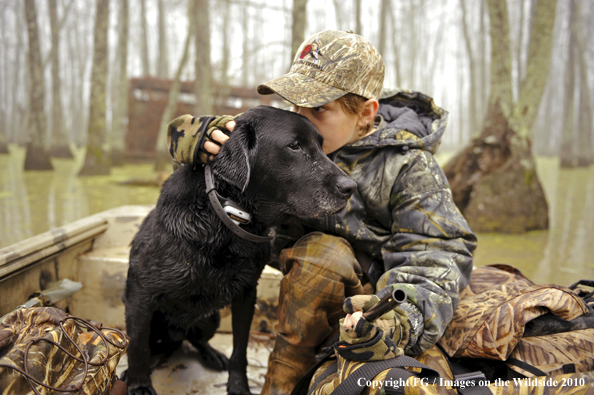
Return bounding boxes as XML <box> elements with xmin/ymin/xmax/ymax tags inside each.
<box><xmin>2</xmin><ymin>206</ymin><xmax>593</xmax><ymax>394</ymax></box>
<box><xmin>0</xmin><ymin>205</ymin><xmax>281</xmax><ymax>394</ymax></box>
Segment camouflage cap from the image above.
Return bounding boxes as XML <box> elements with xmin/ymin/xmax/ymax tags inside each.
<box><xmin>257</xmin><ymin>30</ymin><xmax>385</xmax><ymax>108</ymax></box>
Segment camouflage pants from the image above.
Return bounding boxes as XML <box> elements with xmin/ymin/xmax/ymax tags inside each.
<box><xmin>261</xmin><ymin>232</ymin><xmax>368</xmax><ymax>394</ymax></box>
<box><xmin>276</xmin><ymin>232</ymin><xmax>367</xmax><ymax>349</ymax></box>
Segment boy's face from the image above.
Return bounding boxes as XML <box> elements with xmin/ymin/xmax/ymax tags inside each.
<box><xmin>293</xmin><ymin>100</ymin><xmax>361</xmax><ymax>154</ymax></box>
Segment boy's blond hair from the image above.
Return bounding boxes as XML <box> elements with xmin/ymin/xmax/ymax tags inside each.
<box><xmin>337</xmin><ymin>93</ymin><xmax>374</xmax><ymax>135</ymax></box>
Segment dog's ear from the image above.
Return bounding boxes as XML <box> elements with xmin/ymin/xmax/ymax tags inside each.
<box><xmin>212</xmin><ymin>117</ymin><xmax>259</xmax><ymax>193</ymax></box>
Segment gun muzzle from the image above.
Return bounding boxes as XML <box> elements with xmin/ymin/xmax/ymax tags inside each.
<box><xmin>362</xmin><ymin>289</ymin><xmax>407</xmax><ymax>322</ymax></box>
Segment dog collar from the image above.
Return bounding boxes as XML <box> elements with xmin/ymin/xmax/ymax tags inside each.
<box><xmin>204</xmin><ymin>165</ymin><xmax>273</xmax><ymax>243</ymax></box>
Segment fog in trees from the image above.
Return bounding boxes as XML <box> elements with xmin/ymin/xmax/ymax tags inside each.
<box><xmin>0</xmin><ymin>0</ymin><xmax>592</xmax><ymax>233</ymax></box>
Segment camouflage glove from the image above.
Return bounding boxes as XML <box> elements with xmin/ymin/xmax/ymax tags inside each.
<box><xmin>198</xmin><ymin>115</ymin><xmax>238</xmax><ymax>163</ymax></box>
<box><xmin>335</xmin><ymin>294</ymin><xmax>411</xmax><ymax>361</ymax></box>
<box><xmin>166</xmin><ymin>114</ymin><xmax>238</xmax><ymax>165</ymax></box>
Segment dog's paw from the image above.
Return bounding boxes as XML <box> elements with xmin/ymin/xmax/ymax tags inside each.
<box><xmin>227</xmin><ymin>372</ymin><xmax>252</xmax><ymax>395</ymax></box>
<box><xmin>227</xmin><ymin>389</ymin><xmax>254</xmax><ymax>395</ymax></box>
<box><xmin>120</xmin><ymin>370</ymin><xmax>157</xmax><ymax>395</ymax></box>
<box><xmin>119</xmin><ymin>368</ymin><xmax>129</xmax><ymax>382</ymax></box>
<box><xmin>127</xmin><ymin>384</ymin><xmax>158</xmax><ymax>395</ymax></box>
<box><xmin>195</xmin><ymin>343</ymin><xmax>229</xmax><ymax>371</ymax></box>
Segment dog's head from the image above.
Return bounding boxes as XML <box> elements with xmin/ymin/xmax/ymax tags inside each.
<box><xmin>212</xmin><ymin>105</ymin><xmax>357</xmax><ymax>225</ymax></box>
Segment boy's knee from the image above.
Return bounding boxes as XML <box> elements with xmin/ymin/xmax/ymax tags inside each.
<box><xmin>279</xmin><ymin>232</ymin><xmax>363</xmax><ymax>294</ymax></box>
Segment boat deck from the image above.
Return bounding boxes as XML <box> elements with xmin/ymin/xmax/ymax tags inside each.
<box><xmin>116</xmin><ymin>333</ymin><xmax>274</xmax><ymax>395</ymax></box>
<box><xmin>0</xmin><ymin>205</ymin><xmax>281</xmax><ymax>395</ymax></box>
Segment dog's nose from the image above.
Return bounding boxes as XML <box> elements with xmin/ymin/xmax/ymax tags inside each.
<box><xmin>337</xmin><ymin>177</ymin><xmax>357</xmax><ymax>196</ymax></box>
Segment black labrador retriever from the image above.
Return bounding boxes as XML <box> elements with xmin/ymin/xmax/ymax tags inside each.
<box><xmin>123</xmin><ymin>106</ymin><xmax>357</xmax><ymax>395</ymax></box>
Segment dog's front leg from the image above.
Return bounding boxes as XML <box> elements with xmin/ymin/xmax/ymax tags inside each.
<box><xmin>123</xmin><ymin>299</ymin><xmax>157</xmax><ymax>395</ymax></box>
<box><xmin>227</xmin><ymin>286</ymin><xmax>257</xmax><ymax>395</ymax></box>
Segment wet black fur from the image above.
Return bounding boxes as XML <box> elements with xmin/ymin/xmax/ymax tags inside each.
<box><xmin>122</xmin><ymin>106</ymin><xmax>357</xmax><ymax>395</ymax></box>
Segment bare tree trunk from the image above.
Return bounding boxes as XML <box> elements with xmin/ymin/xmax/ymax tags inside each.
<box><xmin>219</xmin><ymin>0</ymin><xmax>231</xmax><ymax>100</ymax></box>
<box><xmin>486</xmin><ymin>0</ymin><xmax>513</xmax><ymax>116</ymax></box>
<box><xmin>478</xmin><ymin>0</ymin><xmax>488</xmax><ymax>126</ymax></box>
<box><xmin>67</xmin><ymin>3</ymin><xmax>90</xmax><ymax>148</ymax></box>
<box><xmin>112</xmin><ymin>0</ymin><xmax>129</xmax><ymax>166</ymax></box>
<box><xmin>41</xmin><ymin>1</ymin><xmax>74</xmax><ymax>72</ymax></box>
<box><xmin>575</xmin><ymin>1</ymin><xmax>593</xmax><ymax>167</ymax></box>
<box><xmin>0</xmin><ymin>130</ymin><xmax>7</xmax><ymax>153</ymax></box>
<box><xmin>576</xmin><ymin>56</ymin><xmax>593</xmax><ymax>167</ymax></box>
<box><xmin>157</xmin><ymin>0</ymin><xmax>169</xmax><ymax>78</ymax></box>
<box><xmin>241</xmin><ymin>2</ymin><xmax>249</xmax><ymax>86</ymax></box>
<box><xmin>0</xmin><ymin>100</ymin><xmax>7</xmax><ymax>152</ymax></box>
<box><xmin>155</xmin><ymin>2</ymin><xmax>194</xmax><ymax>171</ymax></box>
<box><xmin>9</xmin><ymin>2</ymin><xmax>26</xmax><ymax>146</ymax></box>
<box><xmin>291</xmin><ymin>0</ymin><xmax>307</xmax><ymax>64</ymax></box>
<box><xmin>460</xmin><ymin>0</ymin><xmax>478</xmax><ymax>137</ymax></box>
<box><xmin>509</xmin><ymin>0</ymin><xmax>557</xmax><ymax>139</ymax></box>
<box><xmin>24</xmin><ymin>0</ymin><xmax>53</xmax><ymax>170</ymax></box>
<box><xmin>19</xmin><ymin>0</ymin><xmax>32</xmax><ymax>148</ymax></box>
<box><xmin>0</xmin><ymin>3</ymin><xmax>9</xmax><ymax>153</ymax></box>
<box><xmin>194</xmin><ymin>0</ymin><xmax>212</xmax><ymax>114</ymax></box>
<box><xmin>355</xmin><ymin>0</ymin><xmax>361</xmax><ymax>35</ymax></box>
<box><xmin>444</xmin><ymin>0</ymin><xmax>553</xmax><ymax>233</ymax></box>
<box><xmin>513</xmin><ymin>0</ymin><xmax>525</xmax><ymax>100</ymax></box>
<box><xmin>407</xmin><ymin>0</ymin><xmax>418</xmax><ymax>87</ymax></box>
<box><xmin>48</xmin><ymin>0</ymin><xmax>72</xmax><ymax>158</ymax></box>
<box><xmin>377</xmin><ymin>0</ymin><xmax>389</xmax><ymax>56</ymax></box>
<box><xmin>534</xmin><ymin>77</ymin><xmax>554</xmax><ymax>156</ymax></box>
<box><xmin>0</xmin><ymin>16</ymin><xmax>8</xmax><ymax>153</ymax></box>
<box><xmin>422</xmin><ymin>16</ymin><xmax>444</xmax><ymax>94</ymax></box>
<box><xmin>66</xmin><ymin>8</ymin><xmax>78</xmax><ymax>145</ymax></box>
<box><xmin>389</xmin><ymin>5</ymin><xmax>401</xmax><ymax>87</ymax></box>
<box><xmin>140</xmin><ymin>0</ymin><xmax>150</xmax><ymax>76</ymax></box>
<box><xmin>458</xmin><ymin>59</ymin><xmax>466</xmax><ymax>144</ymax></box>
<box><xmin>79</xmin><ymin>0</ymin><xmax>110</xmax><ymax>176</ymax></box>
<box><xmin>560</xmin><ymin>0</ymin><xmax>576</xmax><ymax>168</ymax></box>
<box><xmin>332</xmin><ymin>0</ymin><xmax>343</xmax><ymax>30</ymax></box>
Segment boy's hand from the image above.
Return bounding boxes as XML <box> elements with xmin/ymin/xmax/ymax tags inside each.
<box><xmin>200</xmin><ymin>118</ymin><xmax>236</xmax><ymax>163</ymax></box>
<box><xmin>336</xmin><ymin>294</ymin><xmax>410</xmax><ymax>361</ymax></box>
<box><xmin>341</xmin><ymin>295</ymin><xmax>401</xmax><ymax>343</ymax></box>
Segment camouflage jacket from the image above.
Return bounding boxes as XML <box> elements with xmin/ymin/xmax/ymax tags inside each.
<box><xmin>166</xmin><ymin>88</ymin><xmax>477</xmax><ymax>356</ymax></box>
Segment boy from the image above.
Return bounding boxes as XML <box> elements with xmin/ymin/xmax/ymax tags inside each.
<box><xmin>166</xmin><ymin>30</ymin><xmax>476</xmax><ymax>394</ymax></box>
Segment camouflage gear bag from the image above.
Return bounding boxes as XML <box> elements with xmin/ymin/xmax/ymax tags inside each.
<box><xmin>0</xmin><ymin>307</ymin><xmax>128</xmax><ymax>395</ymax></box>
<box><xmin>439</xmin><ymin>265</ymin><xmax>594</xmax><ymax>376</ymax></box>
<box><xmin>303</xmin><ymin>265</ymin><xmax>594</xmax><ymax>395</ymax></box>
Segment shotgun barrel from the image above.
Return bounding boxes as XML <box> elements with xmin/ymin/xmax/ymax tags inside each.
<box><xmin>362</xmin><ymin>289</ymin><xmax>407</xmax><ymax>322</ymax></box>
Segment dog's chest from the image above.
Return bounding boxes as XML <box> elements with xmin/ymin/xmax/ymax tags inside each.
<box><xmin>162</xmin><ymin>245</ymin><xmax>266</xmax><ymax>314</ymax></box>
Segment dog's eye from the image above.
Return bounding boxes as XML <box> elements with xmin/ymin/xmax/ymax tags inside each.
<box><xmin>288</xmin><ymin>142</ymin><xmax>301</xmax><ymax>151</ymax></box>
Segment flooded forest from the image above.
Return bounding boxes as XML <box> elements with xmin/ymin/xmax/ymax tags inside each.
<box><xmin>0</xmin><ymin>0</ymin><xmax>593</xmax><ymax>287</ymax></box>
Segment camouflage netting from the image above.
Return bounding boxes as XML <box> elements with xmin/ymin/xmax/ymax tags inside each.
<box><xmin>0</xmin><ymin>307</ymin><xmax>128</xmax><ymax>395</ymax></box>
<box><xmin>439</xmin><ymin>265</ymin><xmax>589</xmax><ymax>361</ymax></box>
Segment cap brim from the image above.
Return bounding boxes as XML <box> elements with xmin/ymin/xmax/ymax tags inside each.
<box><xmin>257</xmin><ymin>72</ymin><xmax>347</xmax><ymax>108</ymax></box>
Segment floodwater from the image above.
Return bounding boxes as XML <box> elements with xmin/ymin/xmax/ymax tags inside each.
<box><xmin>1</xmin><ymin>145</ymin><xmax>593</xmax><ymax>287</ymax></box>
<box><xmin>465</xmin><ymin>156</ymin><xmax>594</xmax><ymax>287</ymax></box>
<box><xmin>0</xmin><ymin>145</ymin><xmax>161</xmax><ymax>247</ymax></box>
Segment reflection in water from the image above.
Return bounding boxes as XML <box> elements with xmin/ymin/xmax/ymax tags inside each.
<box><xmin>0</xmin><ymin>146</ymin><xmax>161</xmax><ymax>248</ymax></box>
<box><xmin>469</xmin><ymin>157</ymin><xmax>594</xmax><ymax>286</ymax></box>
<box><xmin>1</xmin><ymin>148</ymin><xmax>593</xmax><ymax>285</ymax></box>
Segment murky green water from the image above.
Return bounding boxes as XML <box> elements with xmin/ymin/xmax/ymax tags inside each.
<box><xmin>1</xmin><ymin>146</ymin><xmax>593</xmax><ymax>286</ymax></box>
<box><xmin>469</xmin><ymin>156</ymin><xmax>594</xmax><ymax>286</ymax></box>
<box><xmin>0</xmin><ymin>145</ymin><xmax>161</xmax><ymax>247</ymax></box>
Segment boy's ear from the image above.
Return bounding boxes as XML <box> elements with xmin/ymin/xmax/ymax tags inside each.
<box><xmin>212</xmin><ymin>118</ymin><xmax>258</xmax><ymax>193</ymax></box>
<box><xmin>357</xmin><ymin>99</ymin><xmax>379</xmax><ymax>128</ymax></box>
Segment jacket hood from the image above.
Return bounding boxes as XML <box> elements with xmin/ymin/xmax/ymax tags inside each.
<box><xmin>347</xmin><ymin>88</ymin><xmax>448</xmax><ymax>154</ymax></box>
